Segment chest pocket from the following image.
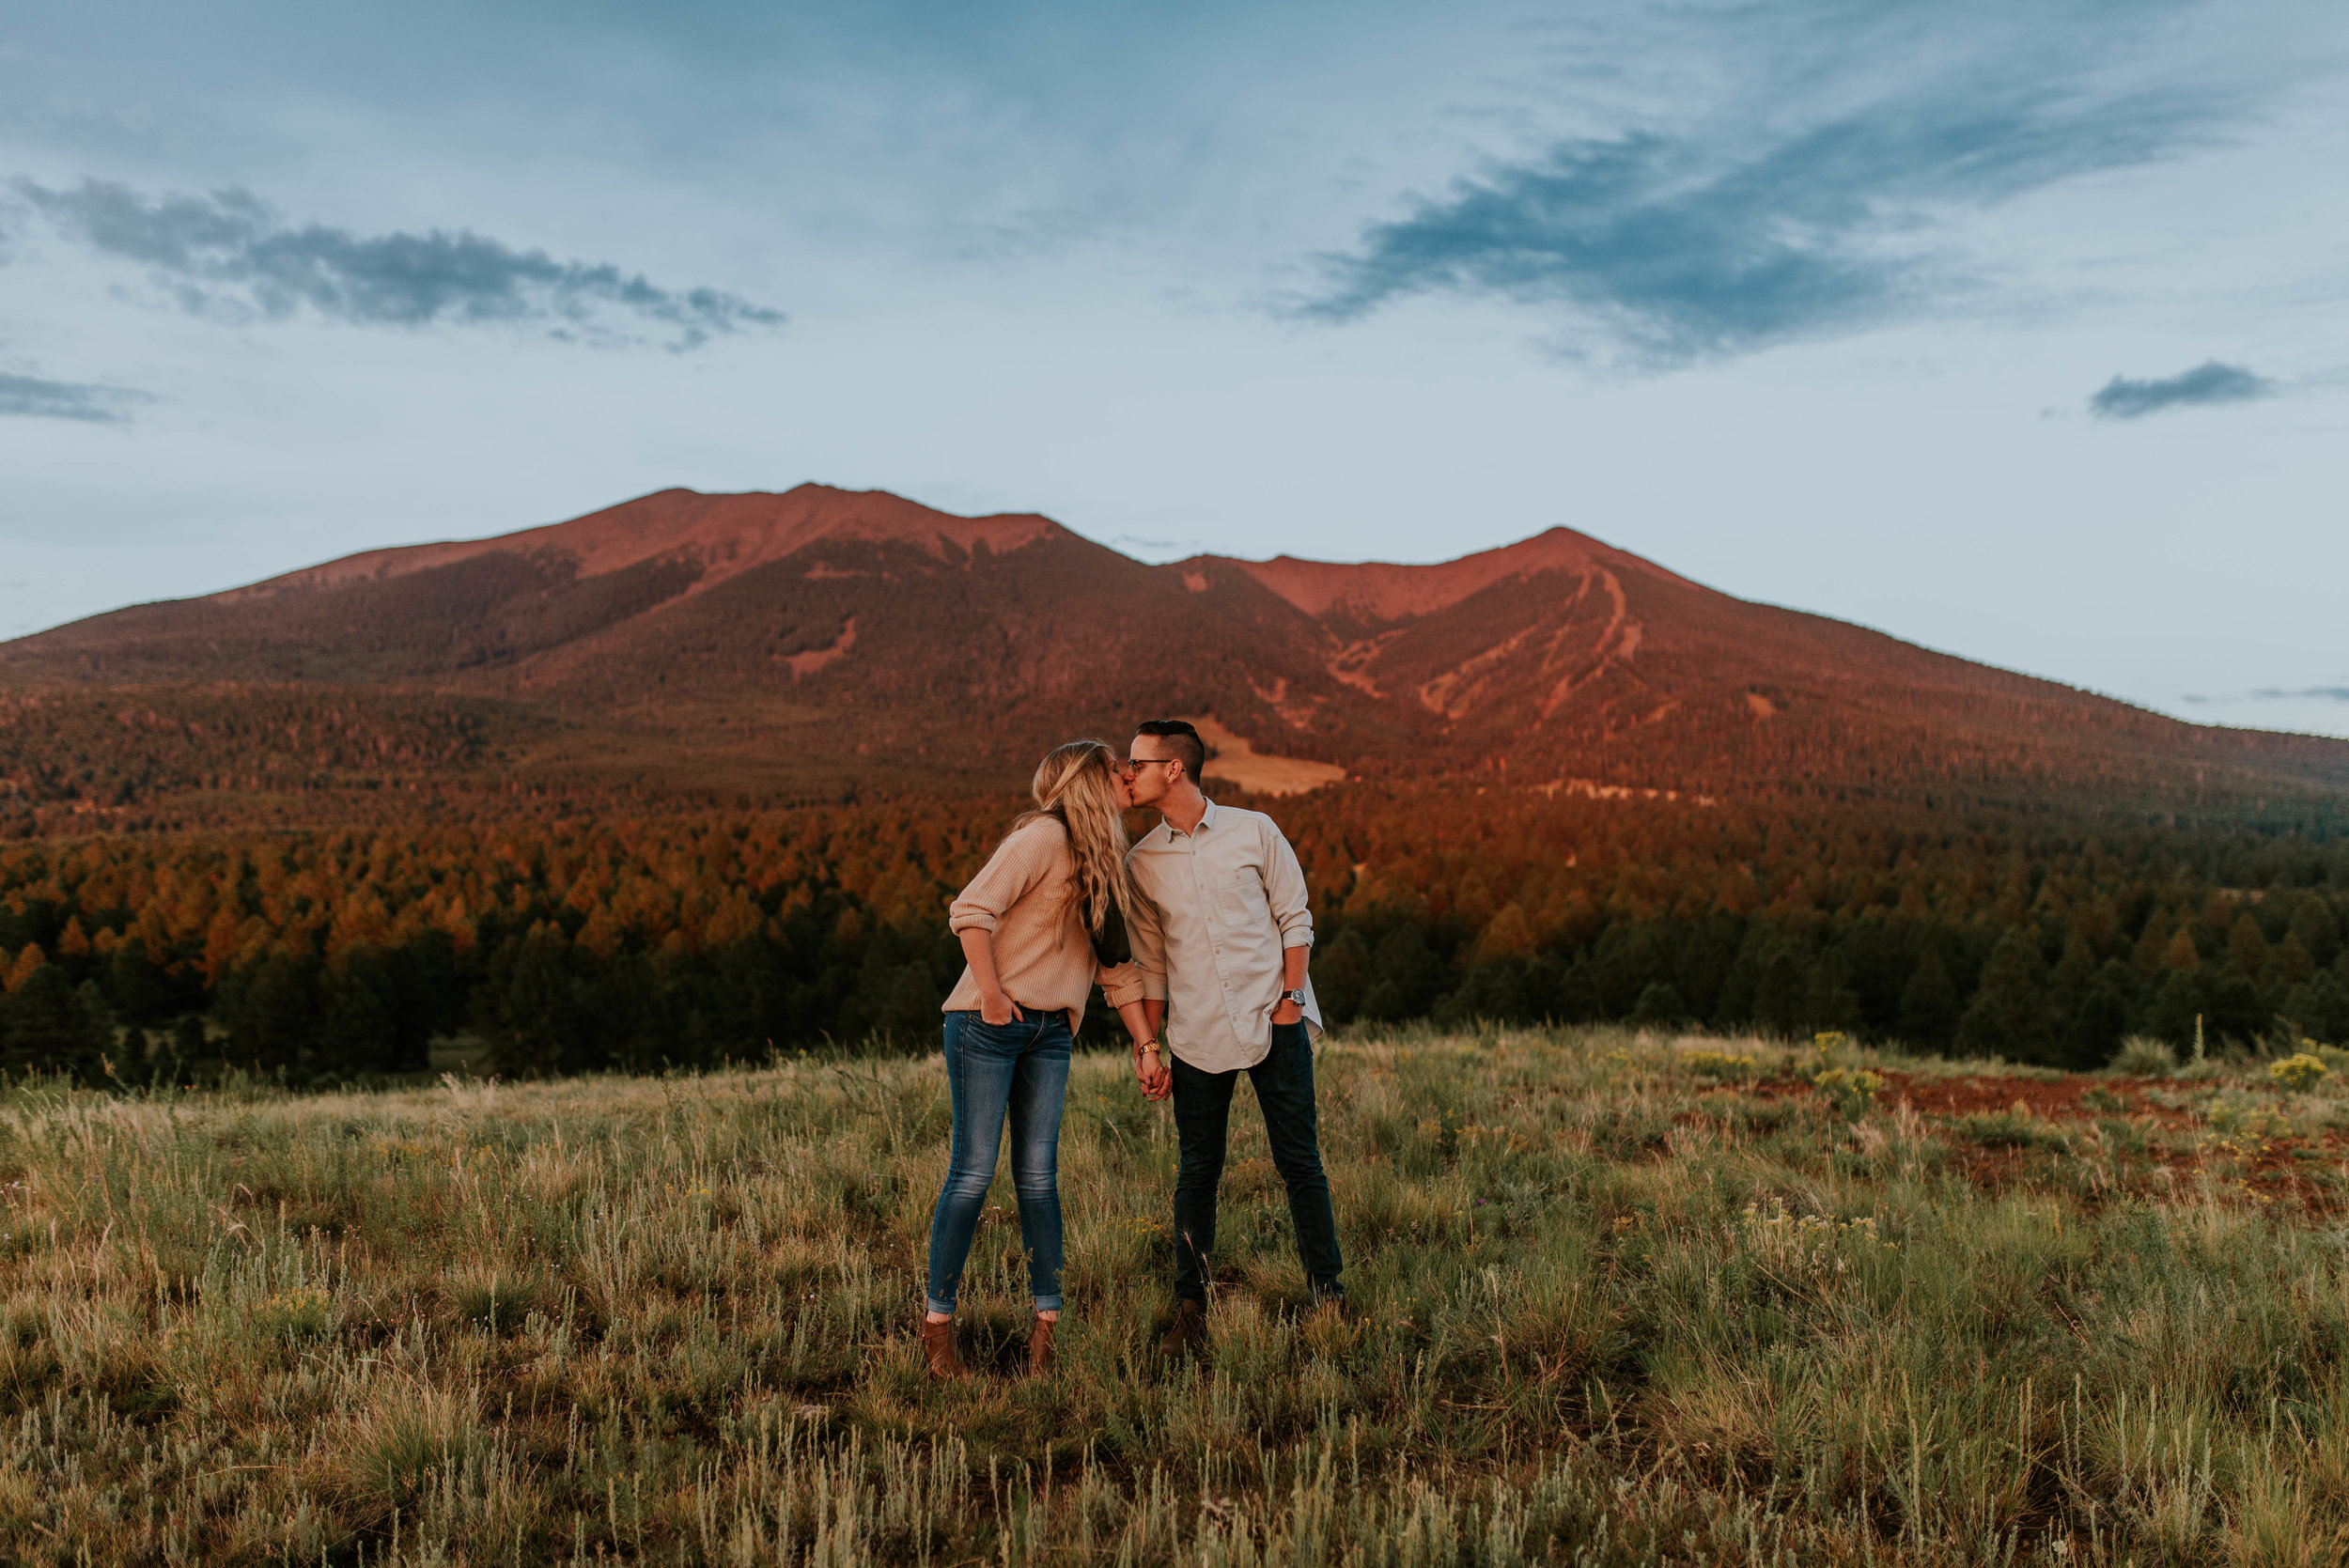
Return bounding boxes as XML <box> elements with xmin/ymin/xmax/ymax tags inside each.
<box><xmin>1214</xmin><ymin>871</ymin><xmax>1271</xmax><ymax>934</ymax></box>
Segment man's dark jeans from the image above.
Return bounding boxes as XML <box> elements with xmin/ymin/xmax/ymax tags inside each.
<box><xmin>1170</xmin><ymin>1021</ymin><xmax>1343</xmax><ymax>1307</ymax></box>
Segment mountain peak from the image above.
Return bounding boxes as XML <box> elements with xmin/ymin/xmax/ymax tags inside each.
<box><xmin>220</xmin><ymin>484</ymin><xmax>1063</xmax><ymax>603</ymax></box>
<box><xmin>1201</xmin><ymin>522</ymin><xmax>1689</xmax><ymax>623</ymax></box>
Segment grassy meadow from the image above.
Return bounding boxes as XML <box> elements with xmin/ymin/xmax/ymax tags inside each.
<box><xmin>5</xmin><ymin>1026</ymin><xmax>2349</xmax><ymax>1565</ymax></box>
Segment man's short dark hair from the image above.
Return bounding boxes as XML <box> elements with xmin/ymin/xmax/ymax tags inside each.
<box><xmin>1137</xmin><ymin>719</ymin><xmax>1206</xmax><ymax>782</ymax></box>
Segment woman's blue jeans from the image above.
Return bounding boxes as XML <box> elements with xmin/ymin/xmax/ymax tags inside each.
<box><xmin>926</xmin><ymin>1009</ymin><xmax>1072</xmax><ymax>1315</ymax></box>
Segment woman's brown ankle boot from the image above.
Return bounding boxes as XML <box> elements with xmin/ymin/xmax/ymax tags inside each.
<box><xmin>920</xmin><ymin>1317</ymin><xmax>968</xmax><ymax>1380</ymax></box>
<box><xmin>1026</xmin><ymin>1315</ymin><xmax>1057</xmax><ymax>1376</ymax></box>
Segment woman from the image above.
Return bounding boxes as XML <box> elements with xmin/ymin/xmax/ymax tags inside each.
<box><xmin>923</xmin><ymin>738</ymin><xmax>1165</xmax><ymax>1379</ymax></box>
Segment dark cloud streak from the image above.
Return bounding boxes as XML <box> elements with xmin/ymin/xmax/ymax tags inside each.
<box><xmin>16</xmin><ymin>179</ymin><xmax>784</xmax><ymax>350</ymax></box>
<box><xmin>1302</xmin><ymin>39</ymin><xmax>2231</xmax><ymax>363</ymax></box>
<box><xmin>0</xmin><ymin>372</ymin><xmax>151</xmax><ymax>422</ymax></box>
<box><xmin>2088</xmin><ymin>361</ymin><xmax>2273</xmax><ymax>419</ymax></box>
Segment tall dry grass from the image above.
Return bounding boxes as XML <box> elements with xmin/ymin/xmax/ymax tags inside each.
<box><xmin>1</xmin><ymin>1024</ymin><xmax>2345</xmax><ymax>1564</ymax></box>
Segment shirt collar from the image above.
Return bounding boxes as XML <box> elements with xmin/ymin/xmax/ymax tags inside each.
<box><xmin>1159</xmin><ymin>798</ymin><xmax>1220</xmax><ymax>842</ymax></box>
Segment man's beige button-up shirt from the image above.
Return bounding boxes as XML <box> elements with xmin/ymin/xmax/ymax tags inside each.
<box><xmin>1126</xmin><ymin>800</ymin><xmax>1322</xmax><ymax>1073</ymax></box>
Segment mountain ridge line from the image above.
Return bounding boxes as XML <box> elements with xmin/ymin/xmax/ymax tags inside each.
<box><xmin>2</xmin><ymin>481</ymin><xmax>2342</xmax><ymax>820</ymax></box>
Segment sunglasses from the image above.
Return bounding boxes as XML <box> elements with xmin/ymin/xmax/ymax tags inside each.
<box><xmin>1112</xmin><ymin>756</ymin><xmax>1177</xmax><ymax>776</ymax></box>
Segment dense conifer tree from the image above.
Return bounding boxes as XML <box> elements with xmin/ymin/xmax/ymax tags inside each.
<box><xmin>1896</xmin><ymin>951</ymin><xmax>1962</xmax><ymax>1051</ymax></box>
<box><xmin>0</xmin><ymin>964</ymin><xmax>111</xmax><ymax>1080</ymax></box>
<box><xmin>1632</xmin><ymin>982</ymin><xmax>1688</xmax><ymax>1025</ymax></box>
<box><xmin>1956</xmin><ymin>927</ymin><xmax>2051</xmax><ymax>1061</ymax></box>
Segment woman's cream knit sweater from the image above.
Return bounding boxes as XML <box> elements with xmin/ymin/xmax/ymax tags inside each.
<box><xmin>941</xmin><ymin>815</ymin><xmax>1145</xmax><ymax>1033</ymax></box>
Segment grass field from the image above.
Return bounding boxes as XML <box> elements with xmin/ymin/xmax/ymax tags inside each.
<box><xmin>5</xmin><ymin>1026</ymin><xmax>2349</xmax><ymax>1565</ymax></box>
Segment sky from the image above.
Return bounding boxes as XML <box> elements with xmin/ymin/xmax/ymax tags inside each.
<box><xmin>3</xmin><ymin>0</ymin><xmax>2345</xmax><ymax>735</ymax></box>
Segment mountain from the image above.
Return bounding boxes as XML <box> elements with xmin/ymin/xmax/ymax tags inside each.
<box><xmin>5</xmin><ymin>482</ymin><xmax>2346</xmax><ymax>827</ymax></box>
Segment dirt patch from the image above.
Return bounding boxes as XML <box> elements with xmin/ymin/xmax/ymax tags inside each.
<box><xmin>2143</xmin><ymin>1127</ymin><xmax>2349</xmax><ymax>1215</ymax></box>
<box><xmin>1937</xmin><ymin>1141</ymin><xmax>2051</xmax><ymax>1198</ymax></box>
<box><xmin>1867</xmin><ymin>1072</ymin><xmax>2349</xmax><ymax>1214</ymax></box>
<box><xmin>1875</xmin><ymin>1073</ymin><xmax>2173</xmax><ymax>1123</ymax></box>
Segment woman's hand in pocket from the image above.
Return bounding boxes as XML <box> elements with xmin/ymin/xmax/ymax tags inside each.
<box><xmin>979</xmin><ymin>990</ymin><xmax>1025</xmax><ymax>1027</ymax></box>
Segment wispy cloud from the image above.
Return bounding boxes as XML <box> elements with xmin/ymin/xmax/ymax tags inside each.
<box><xmin>0</xmin><ymin>371</ymin><xmax>151</xmax><ymax>422</ymax></box>
<box><xmin>2089</xmin><ymin>360</ymin><xmax>2274</xmax><ymax>419</ymax></box>
<box><xmin>15</xmin><ymin>179</ymin><xmax>785</xmax><ymax>350</ymax></box>
<box><xmin>2182</xmin><ymin>684</ymin><xmax>2349</xmax><ymax>706</ymax></box>
<box><xmin>1299</xmin><ymin>8</ymin><xmax>2233</xmax><ymax>365</ymax></box>
<box><xmin>1108</xmin><ymin>533</ymin><xmax>1206</xmax><ymax>556</ymax></box>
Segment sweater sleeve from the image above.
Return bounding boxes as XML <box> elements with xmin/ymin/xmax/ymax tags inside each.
<box><xmin>948</xmin><ymin>822</ymin><xmax>1054</xmax><ymax>936</ymax></box>
<box><xmin>1096</xmin><ymin>959</ymin><xmax>1146</xmax><ymax>1009</ymax></box>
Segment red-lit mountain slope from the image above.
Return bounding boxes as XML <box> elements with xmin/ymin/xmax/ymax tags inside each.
<box><xmin>3</xmin><ymin>484</ymin><xmax>2343</xmax><ymax>818</ymax></box>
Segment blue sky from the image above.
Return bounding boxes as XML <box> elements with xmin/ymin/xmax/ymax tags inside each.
<box><xmin>3</xmin><ymin>0</ymin><xmax>2344</xmax><ymax>735</ymax></box>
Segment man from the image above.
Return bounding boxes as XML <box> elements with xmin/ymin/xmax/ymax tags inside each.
<box><xmin>1118</xmin><ymin>718</ymin><xmax>1343</xmax><ymax>1355</ymax></box>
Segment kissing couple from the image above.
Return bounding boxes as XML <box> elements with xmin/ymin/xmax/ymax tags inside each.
<box><xmin>918</xmin><ymin>720</ymin><xmax>1346</xmax><ymax>1379</ymax></box>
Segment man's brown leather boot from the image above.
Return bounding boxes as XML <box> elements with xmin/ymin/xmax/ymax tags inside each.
<box><xmin>1159</xmin><ymin>1299</ymin><xmax>1206</xmax><ymax>1358</ymax></box>
<box><xmin>1026</xmin><ymin>1315</ymin><xmax>1056</xmax><ymax>1376</ymax></box>
<box><xmin>920</xmin><ymin>1317</ymin><xmax>968</xmax><ymax>1380</ymax></box>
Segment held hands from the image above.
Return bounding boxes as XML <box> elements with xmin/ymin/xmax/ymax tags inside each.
<box><xmin>1133</xmin><ymin>1042</ymin><xmax>1172</xmax><ymax>1100</ymax></box>
<box><xmin>979</xmin><ymin>989</ymin><xmax>1025</xmax><ymax>1027</ymax></box>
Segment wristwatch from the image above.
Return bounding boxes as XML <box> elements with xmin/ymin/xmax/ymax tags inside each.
<box><xmin>1281</xmin><ymin>989</ymin><xmax>1307</xmax><ymax>1007</ymax></box>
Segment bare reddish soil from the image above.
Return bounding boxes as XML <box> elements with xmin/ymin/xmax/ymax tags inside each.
<box><xmin>1875</xmin><ymin>1072</ymin><xmax>2181</xmax><ymax>1123</ymax></box>
<box><xmin>1860</xmin><ymin>1071</ymin><xmax>2349</xmax><ymax>1213</ymax></box>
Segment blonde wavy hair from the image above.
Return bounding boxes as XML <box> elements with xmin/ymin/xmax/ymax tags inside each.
<box><xmin>1015</xmin><ymin>739</ymin><xmax>1133</xmax><ymax>945</ymax></box>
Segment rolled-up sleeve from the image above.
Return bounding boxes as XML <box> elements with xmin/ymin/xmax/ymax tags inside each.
<box><xmin>1096</xmin><ymin>959</ymin><xmax>1146</xmax><ymax>1009</ymax></box>
<box><xmin>1125</xmin><ymin>872</ymin><xmax>1170</xmax><ymax>1001</ymax></box>
<box><xmin>948</xmin><ymin>831</ymin><xmax>1044</xmax><ymax>936</ymax></box>
<box><xmin>1263</xmin><ymin>822</ymin><xmax>1315</xmax><ymax>948</ymax></box>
